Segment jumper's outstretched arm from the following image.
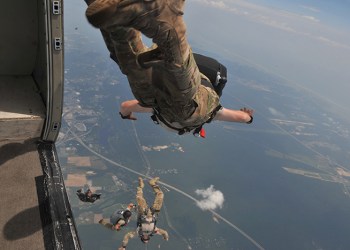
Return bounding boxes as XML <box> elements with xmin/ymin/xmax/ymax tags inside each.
<box><xmin>119</xmin><ymin>100</ymin><xmax>153</xmax><ymax>120</ymax></box>
<box><xmin>214</xmin><ymin>107</ymin><xmax>254</xmax><ymax>123</ymax></box>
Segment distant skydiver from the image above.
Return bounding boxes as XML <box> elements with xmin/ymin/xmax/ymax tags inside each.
<box><xmin>76</xmin><ymin>188</ymin><xmax>101</xmax><ymax>203</ymax></box>
<box><xmin>84</xmin><ymin>0</ymin><xmax>254</xmax><ymax>138</ymax></box>
<box><xmin>99</xmin><ymin>203</ymin><xmax>136</xmax><ymax>231</ymax></box>
<box><xmin>118</xmin><ymin>177</ymin><xmax>168</xmax><ymax>250</ymax></box>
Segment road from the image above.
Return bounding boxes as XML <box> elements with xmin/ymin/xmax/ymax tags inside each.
<box><xmin>69</xmin><ymin>130</ymin><xmax>265</xmax><ymax>250</ymax></box>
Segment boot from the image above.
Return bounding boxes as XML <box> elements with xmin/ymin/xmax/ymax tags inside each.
<box><xmin>92</xmin><ymin>24</ymin><xmax>156</xmax><ymax>107</ymax></box>
<box><xmin>138</xmin><ymin>177</ymin><xmax>144</xmax><ymax>189</ymax></box>
<box><xmin>86</xmin><ymin>0</ymin><xmax>189</xmax><ymax>66</ymax></box>
<box><xmin>149</xmin><ymin>177</ymin><xmax>160</xmax><ymax>187</ymax></box>
<box><xmin>84</xmin><ymin>0</ymin><xmax>96</xmax><ymax>5</ymax></box>
<box><xmin>109</xmin><ymin>27</ymin><xmax>147</xmax><ymax>74</ymax></box>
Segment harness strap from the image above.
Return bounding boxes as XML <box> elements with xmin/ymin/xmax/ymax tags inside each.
<box><xmin>152</xmin><ymin>104</ymin><xmax>222</xmax><ymax>138</ymax></box>
<box><xmin>151</xmin><ymin>109</ymin><xmax>193</xmax><ymax>135</ymax></box>
<box><xmin>206</xmin><ymin>104</ymin><xmax>223</xmax><ymax>123</ymax></box>
<box><xmin>138</xmin><ymin>214</ymin><xmax>157</xmax><ymax>237</ymax></box>
<box><xmin>192</xmin><ymin>104</ymin><xmax>222</xmax><ymax>138</ymax></box>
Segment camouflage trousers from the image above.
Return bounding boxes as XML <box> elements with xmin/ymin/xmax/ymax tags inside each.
<box><xmin>93</xmin><ymin>2</ymin><xmax>219</xmax><ymax>127</ymax></box>
<box><xmin>136</xmin><ymin>182</ymin><xmax>164</xmax><ymax>215</ymax></box>
<box><xmin>102</xmin><ymin>26</ymin><xmax>219</xmax><ymax>127</ymax></box>
<box><xmin>101</xmin><ymin>27</ymin><xmax>156</xmax><ymax>107</ymax></box>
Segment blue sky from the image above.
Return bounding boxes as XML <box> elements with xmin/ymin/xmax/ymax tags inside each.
<box><xmin>185</xmin><ymin>0</ymin><xmax>350</xmax><ymax>117</ymax></box>
<box><xmin>256</xmin><ymin>0</ymin><xmax>350</xmax><ymax>28</ymax></box>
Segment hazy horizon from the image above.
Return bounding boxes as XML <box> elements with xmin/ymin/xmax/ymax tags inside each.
<box><xmin>185</xmin><ymin>0</ymin><xmax>350</xmax><ymax>119</ymax></box>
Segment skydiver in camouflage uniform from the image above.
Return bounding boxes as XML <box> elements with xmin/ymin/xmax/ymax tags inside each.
<box><xmin>84</xmin><ymin>0</ymin><xmax>254</xmax><ymax>137</ymax></box>
<box><xmin>76</xmin><ymin>188</ymin><xmax>101</xmax><ymax>203</ymax></box>
<box><xmin>118</xmin><ymin>177</ymin><xmax>168</xmax><ymax>249</ymax></box>
<box><xmin>99</xmin><ymin>203</ymin><xmax>136</xmax><ymax>231</ymax></box>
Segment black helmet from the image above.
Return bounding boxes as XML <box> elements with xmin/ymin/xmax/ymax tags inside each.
<box><xmin>123</xmin><ymin>210</ymin><xmax>132</xmax><ymax>219</ymax></box>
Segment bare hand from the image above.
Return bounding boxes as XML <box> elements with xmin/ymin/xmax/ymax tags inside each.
<box><xmin>240</xmin><ymin>107</ymin><xmax>254</xmax><ymax>124</ymax></box>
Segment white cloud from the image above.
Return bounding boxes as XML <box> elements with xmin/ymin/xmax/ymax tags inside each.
<box><xmin>153</xmin><ymin>145</ymin><xmax>169</xmax><ymax>151</ymax></box>
<box><xmin>210</xmin><ymin>0</ymin><xmax>227</xmax><ymax>9</ymax></box>
<box><xmin>192</xmin><ymin>0</ymin><xmax>349</xmax><ymax>50</ymax></box>
<box><xmin>317</xmin><ymin>36</ymin><xmax>350</xmax><ymax>50</ymax></box>
<box><xmin>142</xmin><ymin>145</ymin><xmax>169</xmax><ymax>151</ymax></box>
<box><xmin>302</xmin><ymin>15</ymin><xmax>320</xmax><ymax>22</ymax></box>
<box><xmin>142</xmin><ymin>143</ymin><xmax>184</xmax><ymax>152</ymax></box>
<box><xmin>300</xmin><ymin>5</ymin><xmax>320</xmax><ymax>13</ymax></box>
<box><xmin>195</xmin><ymin>0</ymin><xmax>229</xmax><ymax>10</ymax></box>
<box><xmin>195</xmin><ymin>185</ymin><xmax>224</xmax><ymax>211</ymax></box>
<box><xmin>193</xmin><ymin>0</ymin><xmax>300</xmax><ymax>32</ymax></box>
<box><xmin>142</xmin><ymin>146</ymin><xmax>152</xmax><ymax>152</ymax></box>
<box><xmin>268</xmin><ymin>107</ymin><xmax>285</xmax><ymax>118</ymax></box>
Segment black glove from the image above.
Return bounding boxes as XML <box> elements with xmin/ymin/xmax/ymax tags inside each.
<box><xmin>119</xmin><ymin>112</ymin><xmax>137</xmax><ymax>120</ymax></box>
<box><xmin>240</xmin><ymin>107</ymin><xmax>254</xmax><ymax>124</ymax></box>
<box><xmin>246</xmin><ymin>115</ymin><xmax>253</xmax><ymax>124</ymax></box>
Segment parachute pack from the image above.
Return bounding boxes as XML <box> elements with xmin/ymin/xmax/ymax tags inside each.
<box><xmin>151</xmin><ymin>53</ymin><xmax>227</xmax><ymax>137</ymax></box>
<box><xmin>138</xmin><ymin>214</ymin><xmax>157</xmax><ymax>237</ymax></box>
<box><xmin>193</xmin><ymin>53</ymin><xmax>227</xmax><ymax>97</ymax></box>
<box><xmin>110</xmin><ymin>210</ymin><xmax>126</xmax><ymax>226</ymax></box>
